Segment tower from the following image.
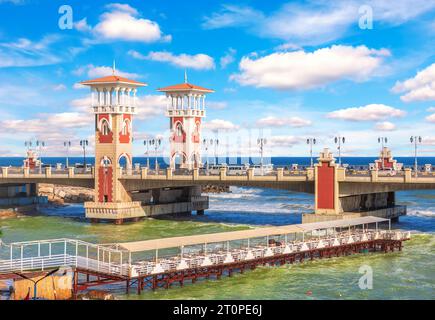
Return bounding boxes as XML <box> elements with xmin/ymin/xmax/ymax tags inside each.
<box><xmin>80</xmin><ymin>70</ymin><xmax>147</xmax><ymax>221</ymax></box>
<box><xmin>158</xmin><ymin>75</ymin><xmax>214</xmax><ymax>169</ymax></box>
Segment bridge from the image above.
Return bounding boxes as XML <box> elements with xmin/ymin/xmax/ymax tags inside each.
<box><xmin>0</xmin><ymin>71</ymin><xmax>434</xmax><ymax>223</ymax></box>
<box><xmin>2</xmin><ymin>147</ymin><xmax>435</xmax><ymax>223</ymax></box>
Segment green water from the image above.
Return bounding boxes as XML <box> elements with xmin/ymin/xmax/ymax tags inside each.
<box><xmin>1</xmin><ymin>213</ymin><xmax>433</xmax><ymax>300</ymax></box>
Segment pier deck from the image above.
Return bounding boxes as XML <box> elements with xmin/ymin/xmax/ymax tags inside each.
<box><xmin>0</xmin><ymin>216</ymin><xmax>410</xmax><ymax>297</ymax></box>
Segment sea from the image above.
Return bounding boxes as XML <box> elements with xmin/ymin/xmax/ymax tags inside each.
<box><xmin>0</xmin><ymin>157</ymin><xmax>434</xmax><ymax>300</ymax></box>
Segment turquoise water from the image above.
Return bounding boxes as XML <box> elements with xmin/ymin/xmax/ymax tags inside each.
<box><xmin>0</xmin><ymin>187</ymin><xmax>434</xmax><ymax>299</ymax></box>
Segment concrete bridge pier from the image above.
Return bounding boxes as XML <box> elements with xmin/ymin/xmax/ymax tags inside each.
<box><xmin>0</xmin><ymin>183</ymin><xmax>47</xmax><ymax>209</ymax></box>
<box><xmin>85</xmin><ymin>184</ymin><xmax>209</xmax><ymax>223</ymax></box>
<box><xmin>302</xmin><ymin>148</ymin><xmax>407</xmax><ymax>223</ymax></box>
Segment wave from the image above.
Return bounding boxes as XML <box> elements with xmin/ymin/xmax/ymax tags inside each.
<box><xmin>407</xmin><ymin>209</ymin><xmax>435</xmax><ymax>217</ymax></box>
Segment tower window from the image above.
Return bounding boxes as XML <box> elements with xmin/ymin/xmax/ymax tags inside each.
<box><xmin>101</xmin><ymin>120</ymin><xmax>110</xmax><ymax>135</ymax></box>
<box><xmin>176</xmin><ymin>123</ymin><xmax>183</xmax><ymax>136</ymax></box>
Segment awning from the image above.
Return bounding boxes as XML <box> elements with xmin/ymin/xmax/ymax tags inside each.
<box><xmin>115</xmin><ymin>216</ymin><xmax>388</xmax><ymax>252</ymax></box>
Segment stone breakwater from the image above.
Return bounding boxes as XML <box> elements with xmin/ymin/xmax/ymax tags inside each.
<box><xmin>38</xmin><ymin>184</ymin><xmax>94</xmax><ymax>204</ymax></box>
<box><xmin>36</xmin><ymin>184</ymin><xmax>228</xmax><ymax>205</ymax></box>
<box><xmin>201</xmin><ymin>185</ymin><xmax>230</xmax><ymax>193</ymax></box>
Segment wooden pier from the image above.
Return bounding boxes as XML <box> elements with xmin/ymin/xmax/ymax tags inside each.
<box><xmin>0</xmin><ymin>216</ymin><xmax>410</xmax><ymax>298</ymax></box>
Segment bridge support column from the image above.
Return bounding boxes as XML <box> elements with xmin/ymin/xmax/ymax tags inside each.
<box><xmin>303</xmin><ymin>148</ymin><xmax>407</xmax><ymax>223</ymax></box>
<box><xmin>313</xmin><ymin>148</ymin><xmax>340</xmax><ymax>216</ymax></box>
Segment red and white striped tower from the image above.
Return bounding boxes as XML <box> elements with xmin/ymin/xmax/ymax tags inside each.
<box><xmin>158</xmin><ymin>73</ymin><xmax>214</xmax><ymax>170</ymax></box>
<box><xmin>80</xmin><ymin>66</ymin><xmax>147</xmax><ymax>215</ymax></box>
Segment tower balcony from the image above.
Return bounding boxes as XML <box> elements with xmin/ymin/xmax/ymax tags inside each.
<box><xmin>165</xmin><ymin>109</ymin><xmax>206</xmax><ymax>117</ymax></box>
<box><xmin>93</xmin><ymin>105</ymin><xmax>137</xmax><ymax>114</ymax></box>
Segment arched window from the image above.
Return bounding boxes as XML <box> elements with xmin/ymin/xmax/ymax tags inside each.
<box><xmin>176</xmin><ymin>123</ymin><xmax>183</xmax><ymax>137</ymax></box>
<box><xmin>122</xmin><ymin>119</ymin><xmax>130</xmax><ymax>135</ymax></box>
<box><xmin>101</xmin><ymin>119</ymin><xmax>110</xmax><ymax>135</ymax></box>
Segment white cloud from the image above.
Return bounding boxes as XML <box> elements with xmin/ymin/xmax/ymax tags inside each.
<box><xmin>427</xmin><ymin>107</ymin><xmax>435</xmax><ymax>112</ymax></box>
<box><xmin>129</xmin><ymin>50</ymin><xmax>215</xmax><ymax>70</ymax></box>
<box><xmin>78</xmin><ymin>3</ymin><xmax>171</xmax><ymax>43</ymax></box>
<box><xmin>203</xmin><ymin>119</ymin><xmax>239</xmax><ymax>132</ymax></box>
<box><xmin>73</xmin><ymin>64</ymin><xmax>140</xmax><ymax>79</ymax></box>
<box><xmin>391</xmin><ymin>63</ymin><xmax>435</xmax><ymax>102</ymax></box>
<box><xmin>326</xmin><ymin>104</ymin><xmax>406</xmax><ymax>121</ymax></box>
<box><xmin>231</xmin><ymin>45</ymin><xmax>389</xmax><ymax>90</ymax></box>
<box><xmin>202</xmin><ymin>1</ymin><xmax>435</xmax><ymax>45</ymax></box>
<box><xmin>220</xmin><ymin>48</ymin><xmax>236</xmax><ymax>69</ymax></box>
<box><xmin>375</xmin><ymin>121</ymin><xmax>396</xmax><ymax>131</ymax></box>
<box><xmin>74</xmin><ymin>18</ymin><xmax>92</xmax><ymax>32</ymax></box>
<box><xmin>0</xmin><ymin>35</ymin><xmax>63</xmax><ymax>68</ymax></box>
<box><xmin>53</xmin><ymin>84</ymin><xmax>66</xmax><ymax>91</ymax></box>
<box><xmin>268</xmin><ymin>135</ymin><xmax>300</xmax><ymax>147</ymax></box>
<box><xmin>207</xmin><ymin>101</ymin><xmax>228</xmax><ymax>109</ymax></box>
<box><xmin>0</xmin><ymin>112</ymin><xmax>91</xmax><ymax>134</ymax></box>
<box><xmin>70</xmin><ymin>96</ymin><xmax>92</xmax><ymax>113</ymax></box>
<box><xmin>256</xmin><ymin>116</ymin><xmax>312</xmax><ymax>128</ymax></box>
<box><xmin>426</xmin><ymin>113</ymin><xmax>435</xmax><ymax>123</ymax></box>
<box><xmin>202</xmin><ymin>5</ymin><xmax>264</xmax><ymax>29</ymax></box>
<box><xmin>135</xmin><ymin>95</ymin><xmax>167</xmax><ymax>120</ymax></box>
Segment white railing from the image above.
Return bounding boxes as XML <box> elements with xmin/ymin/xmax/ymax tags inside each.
<box><xmin>129</xmin><ymin>230</ymin><xmax>411</xmax><ymax>277</ymax></box>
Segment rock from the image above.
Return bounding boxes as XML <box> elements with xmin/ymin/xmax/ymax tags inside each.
<box><xmin>58</xmin><ymin>190</ymin><xmax>66</xmax><ymax>199</ymax></box>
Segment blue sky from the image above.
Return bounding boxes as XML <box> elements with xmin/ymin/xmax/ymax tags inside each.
<box><xmin>0</xmin><ymin>0</ymin><xmax>434</xmax><ymax>158</ymax></box>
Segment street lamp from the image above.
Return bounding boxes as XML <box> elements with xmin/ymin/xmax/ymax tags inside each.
<box><xmin>63</xmin><ymin>141</ymin><xmax>71</xmax><ymax>168</ymax></box>
<box><xmin>24</xmin><ymin>140</ymin><xmax>32</xmax><ymax>151</ymax></box>
<box><xmin>79</xmin><ymin>140</ymin><xmax>89</xmax><ymax>169</ymax></box>
<box><xmin>36</xmin><ymin>140</ymin><xmax>45</xmax><ymax>173</ymax></box>
<box><xmin>257</xmin><ymin>138</ymin><xmax>267</xmax><ymax>175</ymax></box>
<box><xmin>153</xmin><ymin>138</ymin><xmax>162</xmax><ymax>171</ymax></box>
<box><xmin>378</xmin><ymin>137</ymin><xmax>388</xmax><ymax>170</ymax></box>
<box><xmin>203</xmin><ymin>138</ymin><xmax>210</xmax><ymax>173</ymax></box>
<box><xmin>307</xmin><ymin>138</ymin><xmax>316</xmax><ymax>168</ymax></box>
<box><xmin>210</xmin><ymin>138</ymin><xmax>219</xmax><ymax>165</ymax></box>
<box><xmin>143</xmin><ymin>139</ymin><xmax>151</xmax><ymax>168</ymax></box>
<box><xmin>334</xmin><ymin>136</ymin><xmax>345</xmax><ymax>166</ymax></box>
<box><xmin>410</xmin><ymin>136</ymin><xmax>422</xmax><ymax>177</ymax></box>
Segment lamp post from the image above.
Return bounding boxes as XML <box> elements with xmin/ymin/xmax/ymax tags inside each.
<box><xmin>210</xmin><ymin>138</ymin><xmax>219</xmax><ymax>165</ymax></box>
<box><xmin>203</xmin><ymin>138</ymin><xmax>210</xmax><ymax>174</ymax></box>
<box><xmin>143</xmin><ymin>139</ymin><xmax>151</xmax><ymax>168</ymax></box>
<box><xmin>307</xmin><ymin>138</ymin><xmax>316</xmax><ymax>168</ymax></box>
<box><xmin>410</xmin><ymin>136</ymin><xmax>422</xmax><ymax>177</ymax></box>
<box><xmin>378</xmin><ymin>137</ymin><xmax>388</xmax><ymax>170</ymax></box>
<box><xmin>334</xmin><ymin>136</ymin><xmax>345</xmax><ymax>166</ymax></box>
<box><xmin>24</xmin><ymin>140</ymin><xmax>32</xmax><ymax>151</ymax></box>
<box><xmin>36</xmin><ymin>140</ymin><xmax>45</xmax><ymax>174</ymax></box>
<box><xmin>153</xmin><ymin>138</ymin><xmax>162</xmax><ymax>171</ymax></box>
<box><xmin>257</xmin><ymin>138</ymin><xmax>267</xmax><ymax>176</ymax></box>
<box><xmin>63</xmin><ymin>141</ymin><xmax>71</xmax><ymax>168</ymax></box>
<box><xmin>79</xmin><ymin>140</ymin><xmax>89</xmax><ymax>169</ymax></box>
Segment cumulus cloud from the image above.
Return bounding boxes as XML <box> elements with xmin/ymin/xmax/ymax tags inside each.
<box><xmin>129</xmin><ymin>50</ymin><xmax>215</xmax><ymax>70</ymax></box>
<box><xmin>203</xmin><ymin>119</ymin><xmax>239</xmax><ymax>132</ymax></box>
<box><xmin>267</xmin><ymin>135</ymin><xmax>300</xmax><ymax>147</ymax></box>
<box><xmin>0</xmin><ymin>112</ymin><xmax>92</xmax><ymax>134</ymax></box>
<box><xmin>135</xmin><ymin>95</ymin><xmax>167</xmax><ymax>120</ymax></box>
<box><xmin>73</xmin><ymin>64</ymin><xmax>141</xmax><ymax>79</ymax></box>
<box><xmin>375</xmin><ymin>121</ymin><xmax>396</xmax><ymax>131</ymax></box>
<box><xmin>231</xmin><ymin>45</ymin><xmax>389</xmax><ymax>90</ymax></box>
<box><xmin>326</xmin><ymin>104</ymin><xmax>406</xmax><ymax>121</ymax></box>
<box><xmin>391</xmin><ymin>63</ymin><xmax>435</xmax><ymax>102</ymax></box>
<box><xmin>256</xmin><ymin>116</ymin><xmax>312</xmax><ymax>128</ymax></box>
<box><xmin>77</xmin><ymin>3</ymin><xmax>171</xmax><ymax>43</ymax></box>
<box><xmin>426</xmin><ymin>113</ymin><xmax>435</xmax><ymax>123</ymax></box>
